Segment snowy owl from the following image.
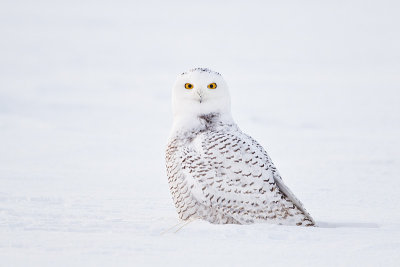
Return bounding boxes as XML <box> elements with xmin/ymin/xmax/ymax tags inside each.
<box><xmin>166</xmin><ymin>68</ymin><xmax>315</xmax><ymax>226</ymax></box>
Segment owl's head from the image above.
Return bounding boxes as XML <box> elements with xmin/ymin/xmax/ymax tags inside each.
<box><xmin>171</xmin><ymin>68</ymin><xmax>232</xmax><ymax>130</ymax></box>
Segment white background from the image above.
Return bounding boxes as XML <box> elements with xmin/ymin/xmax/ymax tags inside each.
<box><xmin>1</xmin><ymin>0</ymin><xmax>399</xmax><ymax>266</ymax></box>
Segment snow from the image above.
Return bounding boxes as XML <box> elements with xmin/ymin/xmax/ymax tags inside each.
<box><xmin>1</xmin><ymin>0</ymin><xmax>400</xmax><ymax>266</ymax></box>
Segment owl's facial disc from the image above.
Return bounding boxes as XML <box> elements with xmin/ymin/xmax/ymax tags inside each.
<box><xmin>172</xmin><ymin>68</ymin><xmax>231</xmax><ymax>120</ymax></box>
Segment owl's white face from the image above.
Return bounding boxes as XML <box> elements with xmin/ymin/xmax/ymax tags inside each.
<box><xmin>172</xmin><ymin>68</ymin><xmax>232</xmax><ymax>128</ymax></box>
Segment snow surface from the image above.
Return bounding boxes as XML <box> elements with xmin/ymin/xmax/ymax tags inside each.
<box><xmin>1</xmin><ymin>0</ymin><xmax>400</xmax><ymax>266</ymax></box>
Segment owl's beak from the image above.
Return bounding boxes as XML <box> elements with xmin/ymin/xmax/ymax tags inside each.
<box><xmin>196</xmin><ymin>89</ymin><xmax>204</xmax><ymax>103</ymax></box>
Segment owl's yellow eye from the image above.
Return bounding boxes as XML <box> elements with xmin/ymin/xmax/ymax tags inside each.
<box><xmin>184</xmin><ymin>83</ymin><xmax>193</xmax><ymax>89</ymax></box>
<box><xmin>207</xmin><ymin>83</ymin><xmax>217</xmax><ymax>89</ymax></box>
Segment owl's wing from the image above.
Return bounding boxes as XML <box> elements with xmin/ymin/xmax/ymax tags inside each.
<box><xmin>180</xmin><ymin>129</ymin><xmax>314</xmax><ymax>225</ymax></box>
<box><xmin>245</xmin><ymin>134</ymin><xmax>315</xmax><ymax>224</ymax></box>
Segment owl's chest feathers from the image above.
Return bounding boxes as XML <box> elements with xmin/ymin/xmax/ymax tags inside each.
<box><xmin>175</xmin><ymin>113</ymin><xmax>234</xmax><ymax>145</ymax></box>
<box><xmin>167</xmin><ymin>113</ymin><xmax>237</xmax><ymax>183</ymax></box>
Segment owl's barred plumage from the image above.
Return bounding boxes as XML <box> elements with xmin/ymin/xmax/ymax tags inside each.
<box><xmin>166</xmin><ymin>68</ymin><xmax>315</xmax><ymax>226</ymax></box>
